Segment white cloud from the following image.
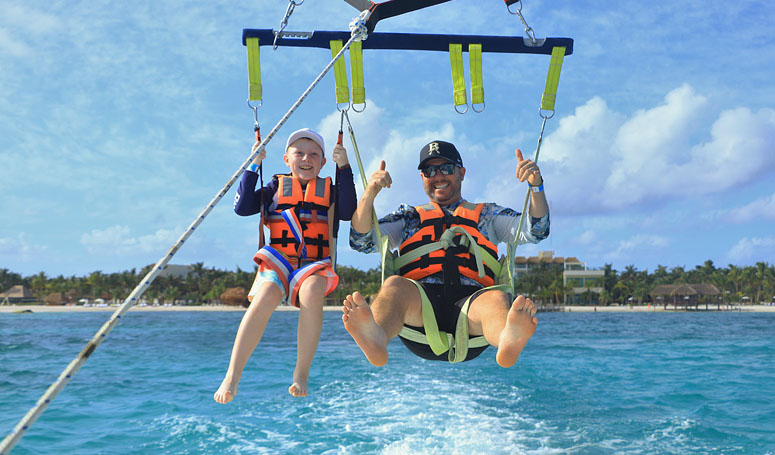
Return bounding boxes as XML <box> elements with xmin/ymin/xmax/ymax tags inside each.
<box><xmin>81</xmin><ymin>225</ymin><xmax>181</xmax><ymax>256</ymax></box>
<box><xmin>0</xmin><ymin>233</ymin><xmax>47</xmax><ymax>260</ymax></box>
<box><xmin>726</xmin><ymin>193</ymin><xmax>775</xmax><ymax>223</ymax></box>
<box><xmin>727</xmin><ymin>237</ymin><xmax>775</xmax><ymax>264</ymax></box>
<box><xmin>539</xmin><ymin>85</ymin><xmax>775</xmax><ymax>214</ymax></box>
<box><xmin>603</xmin><ymin>234</ymin><xmax>669</xmax><ymax>262</ymax></box>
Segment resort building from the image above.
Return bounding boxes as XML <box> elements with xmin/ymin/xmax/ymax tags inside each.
<box><xmin>514</xmin><ymin>251</ymin><xmax>604</xmax><ymax>304</ymax></box>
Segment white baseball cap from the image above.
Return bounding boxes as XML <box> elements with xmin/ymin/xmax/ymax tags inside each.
<box><xmin>285</xmin><ymin>128</ymin><xmax>325</xmax><ymax>156</ymax></box>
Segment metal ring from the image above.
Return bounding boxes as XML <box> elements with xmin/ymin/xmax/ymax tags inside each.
<box><xmin>352</xmin><ymin>102</ymin><xmax>367</xmax><ymax>113</ymax></box>
<box><xmin>454</xmin><ymin>103</ymin><xmax>469</xmax><ymax>115</ymax></box>
<box><xmin>472</xmin><ymin>101</ymin><xmax>485</xmax><ymax>113</ymax></box>
<box><xmin>539</xmin><ymin>108</ymin><xmax>555</xmax><ymax>120</ymax></box>
<box><xmin>506</xmin><ymin>0</ymin><xmax>522</xmax><ymax>15</ymax></box>
<box><xmin>336</xmin><ymin>102</ymin><xmax>351</xmax><ymax>112</ymax></box>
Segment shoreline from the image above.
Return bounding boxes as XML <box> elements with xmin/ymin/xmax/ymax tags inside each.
<box><xmin>2</xmin><ymin>304</ymin><xmax>775</xmax><ymax>313</ymax></box>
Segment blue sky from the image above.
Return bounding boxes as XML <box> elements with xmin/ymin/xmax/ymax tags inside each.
<box><xmin>2</xmin><ymin>0</ymin><xmax>774</xmax><ymax>278</ymax></box>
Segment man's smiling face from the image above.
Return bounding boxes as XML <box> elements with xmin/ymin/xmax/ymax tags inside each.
<box><xmin>421</xmin><ymin>158</ymin><xmax>465</xmax><ymax>205</ymax></box>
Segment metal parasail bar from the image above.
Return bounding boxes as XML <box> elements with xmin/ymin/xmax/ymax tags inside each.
<box><xmin>243</xmin><ymin>29</ymin><xmax>573</xmax><ymax>56</ymax></box>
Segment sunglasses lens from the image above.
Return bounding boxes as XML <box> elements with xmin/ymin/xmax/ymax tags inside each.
<box><xmin>422</xmin><ymin>164</ymin><xmax>457</xmax><ymax>177</ymax></box>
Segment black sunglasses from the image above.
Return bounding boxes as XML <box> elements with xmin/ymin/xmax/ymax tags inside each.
<box><xmin>421</xmin><ymin>163</ymin><xmax>459</xmax><ymax>178</ymax></box>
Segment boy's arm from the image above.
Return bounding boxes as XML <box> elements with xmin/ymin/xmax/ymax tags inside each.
<box><xmin>335</xmin><ymin>164</ymin><xmax>357</xmax><ymax>221</ymax></box>
<box><xmin>234</xmin><ymin>141</ymin><xmax>272</xmax><ymax>216</ymax></box>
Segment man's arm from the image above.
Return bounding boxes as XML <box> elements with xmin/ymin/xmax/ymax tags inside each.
<box><xmin>351</xmin><ymin>160</ymin><xmax>392</xmax><ymax>234</ymax></box>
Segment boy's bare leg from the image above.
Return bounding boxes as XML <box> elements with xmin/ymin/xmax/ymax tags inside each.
<box><xmin>289</xmin><ymin>275</ymin><xmax>326</xmax><ymax>397</ymax></box>
<box><xmin>214</xmin><ymin>282</ymin><xmax>282</xmax><ymax>404</ymax></box>
<box><xmin>468</xmin><ymin>292</ymin><xmax>538</xmax><ymax>368</ymax></box>
<box><xmin>342</xmin><ymin>275</ymin><xmax>422</xmax><ymax>367</ymax></box>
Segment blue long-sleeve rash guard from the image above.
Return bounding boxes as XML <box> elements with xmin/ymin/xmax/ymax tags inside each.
<box><xmin>234</xmin><ymin>165</ymin><xmax>357</xmax><ymax>221</ymax></box>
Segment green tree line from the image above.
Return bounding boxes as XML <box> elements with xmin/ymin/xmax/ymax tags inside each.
<box><xmin>2</xmin><ymin>259</ymin><xmax>774</xmax><ymax>306</ymax></box>
<box><xmin>514</xmin><ymin>260</ymin><xmax>775</xmax><ymax>305</ymax></box>
<box><xmin>0</xmin><ymin>263</ymin><xmax>382</xmax><ymax>306</ymax></box>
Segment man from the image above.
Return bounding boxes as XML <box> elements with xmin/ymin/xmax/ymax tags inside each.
<box><xmin>343</xmin><ymin>140</ymin><xmax>549</xmax><ymax>367</ymax></box>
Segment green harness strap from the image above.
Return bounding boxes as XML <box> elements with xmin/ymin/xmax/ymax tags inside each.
<box><xmin>449</xmin><ymin>43</ymin><xmax>468</xmax><ymax>113</ymax></box>
<box><xmin>469</xmin><ymin>43</ymin><xmax>484</xmax><ymax>112</ymax></box>
<box><xmin>398</xmin><ymin>280</ymin><xmax>512</xmax><ymax>363</ymax></box>
<box><xmin>246</xmin><ymin>37</ymin><xmax>262</xmax><ymax>102</ymax></box>
<box><xmin>330</xmin><ymin>40</ymin><xmax>350</xmax><ymax>107</ymax></box>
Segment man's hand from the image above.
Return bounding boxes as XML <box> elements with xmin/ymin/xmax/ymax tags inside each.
<box><xmin>366</xmin><ymin>160</ymin><xmax>392</xmax><ymax>198</ymax></box>
<box><xmin>515</xmin><ymin>149</ymin><xmax>543</xmax><ymax>186</ymax></box>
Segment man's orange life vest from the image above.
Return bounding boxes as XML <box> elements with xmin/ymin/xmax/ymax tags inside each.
<box><xmin>265</xmin><ymin>175</ymin><xmax>332</xmax><ymax>263</ymax></box>
<box><xmin>398</xmin><ymin>202</ymin><xmax>498</xmax><ymax>287</ymax></box>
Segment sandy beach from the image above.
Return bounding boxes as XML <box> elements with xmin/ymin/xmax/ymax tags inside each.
<box><xmin>3</xmin><ymin>303</ymin><xmax>775</xmax><ymax>313</ymax></box>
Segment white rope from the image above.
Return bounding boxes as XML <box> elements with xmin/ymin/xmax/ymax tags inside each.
<box><xmin>0</xmin><ymin>27</ymin><xmax>365</xmax><ymax>455</ymax></box>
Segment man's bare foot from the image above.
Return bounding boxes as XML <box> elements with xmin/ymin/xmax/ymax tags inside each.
<box><xmin>342</xmin><ymin>292</ymin><xmax>389</xmax><ymax>367</ymax></box>
<box><xmin>496</xmin><ymin>295</ymin><xmax>538</xmax><ymax>368</ymax></box>
<box><xmin>213</xmin><ymin>376</ymin><xmax>239</xmax><ymax>404</ymax></box>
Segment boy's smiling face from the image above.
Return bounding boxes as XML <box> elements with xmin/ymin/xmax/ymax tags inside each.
<box><xmin>284</xmin><ymin>138</ymin><xmax>326</xmax><ymax>184</ymax></box>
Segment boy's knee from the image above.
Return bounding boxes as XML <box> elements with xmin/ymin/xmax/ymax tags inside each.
<box><xmin>250</xmin><ymin>282</ymin><xmax>283</xmax><ymax>307</ymax></box>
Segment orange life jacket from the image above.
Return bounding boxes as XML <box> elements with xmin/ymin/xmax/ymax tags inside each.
<box><xmin>265</xmin><ymin>175</ymin><xmax>332</xmax><ymax>264</ymax></box>
<box><xmin>398</xmin><ymin>202</ymin><xmax>498</xmax><ymax>287</ymax></box>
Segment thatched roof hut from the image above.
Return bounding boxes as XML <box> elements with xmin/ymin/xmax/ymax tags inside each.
<box><xmin>651</xmin><ymin>283</ymin><xmax>721</xmax><ymax>308</ymax></box>
<box><xmin>220</xmin><ymin>287</ymin><xmax>249</xmax><ymax>307</ymax></box>
<box><xmin>651</xmin><ymin>283</ymin><xmax>720</xmax><ymax>297</ymax></box>
<box><xmin>0</xmin><ymin>285</ymin><xmax>34</xmax><ymax>299</ymax></box>
<box><xmin>45</xmin><ymin>292</ymin><xmax>70</xmax><ymax>305</ymax></box>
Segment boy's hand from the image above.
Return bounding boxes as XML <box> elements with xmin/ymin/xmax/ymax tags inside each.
<box><xmin>332</xmin><ymin>144</ymin><xmax>349</xmax><ymax>168</ymax></box>
<box><xmin>515</xmin><ymin>148</ymin><xmax>543</xmax><ymax>186</ymax></box>
<box><xmin>251</xmin><ymin>141</ymin><xmax>267</xmax><ymax>165</ymax></box>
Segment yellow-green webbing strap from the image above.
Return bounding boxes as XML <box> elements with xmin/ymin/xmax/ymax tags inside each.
<box><xmin>350</xmin><ymin>41</ymin><xmax>365</xmax><ymax>108</ymax></box>
<box><xmin>345</xmin><ymin>112</ymin><xmax>393</xmax><ymax>281</ymax></box>
<box><xmin>540</xmin><ymin>46</ymin><xmax>566</xmax><ymax>112</ymax></box>
<box><xmin>246</xmin><ymin>38</ymin><xmax>262</xmax><ymax>102</ymax></box>
<box><xmin>449</xmin><ymin>43</ymin><xmax>467</xmax><ymax>112</ymax></box>
<box><xmin>330</xmin><ymin>40</ymin><xmax>350</xmax><ymax>105</ymax></box>
<box><xmin>398</xmin><ymin>281</ymin><xmax>510</xmax><ymax>363</ymax></box>
<box><xmin>469</xmin><ymin>44</ymin><xmax>484</xmax><ymax>111</ymax></box>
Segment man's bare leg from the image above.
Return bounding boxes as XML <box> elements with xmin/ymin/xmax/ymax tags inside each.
<box><xmin>342</xmin><ymin>276</ymin><xmax>422</xmax><ymax>366</ymax></box>
<box><xmin>214</xmin><ymin>282</ymin><xmax>282</xmax><ymax>403</ymax></box>
<box><xmin>468</xmin><ymin>292</ymin><xmax>538</xmax><ymax>368</ymax></box>
<box><xmin>289</xmin><ymin>276</ymin><xmax>325</xmax><ymax>397</ymax></box>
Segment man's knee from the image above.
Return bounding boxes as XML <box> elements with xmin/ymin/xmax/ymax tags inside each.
<box><xmin>382</xmin><ymin>275</ymin><xmax>414</xmax><ymax>293</ymax></box>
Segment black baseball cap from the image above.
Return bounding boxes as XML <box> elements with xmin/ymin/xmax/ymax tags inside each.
<box><xmin>417</xmin><ymin>140</ymin><xmax>463</xmax><ymax>170</ymax></box>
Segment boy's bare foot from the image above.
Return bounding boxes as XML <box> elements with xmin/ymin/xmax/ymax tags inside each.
<box><xmin>213</xmin><ymin>376</ymin><xmax>239</xmax><ymax>404</ymax></box>
<box><xmin>288</xmin><ymin>382</ymin><xmax>308</xmax><ymax>397</ymax></box>
<box><xmin>342</xmin><ymin>292</ymin><xmax>389</xmax><ymax>367</ymax></box>
<box><xmin>496</xmin><ymin>295</ymin><xmax>538</xmax><ymax>368</ymax></box>
<box><xmin>289</xmin><ymin>370</ymin><xmax>309</xmax><ymax>397</ymax></box>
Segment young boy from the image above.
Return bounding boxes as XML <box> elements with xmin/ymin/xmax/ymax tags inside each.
<box><xmin>214</xmin><ymin>128</ymin><xmax>357</xmax><ymax>402</ymax></box>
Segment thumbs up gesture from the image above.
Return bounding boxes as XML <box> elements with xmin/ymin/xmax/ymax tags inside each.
<box><xmin>366</xmin><ymin>160</ymin><xmax>392</xmax><ymax>198</ymax></box>
<box><xmin>515</xmin><ymin>149</ymin><xmax>543</xmax><ymax>186</ymax></box>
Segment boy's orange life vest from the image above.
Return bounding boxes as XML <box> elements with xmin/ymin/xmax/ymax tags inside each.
<box><xmin>265</xmin><ymin>175</ymin><xmax>332</xmax><ymax>263</ymax></box>
<box><xmin>398</xmin><ymin>202</ymin><xmax>498</xmax><ymax>287</ymax></box>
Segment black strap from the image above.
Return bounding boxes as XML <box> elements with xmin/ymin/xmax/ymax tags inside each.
<box><xmin>365</xmin><ymin>0</ymin><xmax>453</xmax><ymax>33</ymax></box>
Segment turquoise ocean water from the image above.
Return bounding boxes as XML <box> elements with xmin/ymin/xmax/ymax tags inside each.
<box><xmin>2</xmin><ymin>310</ymin><xmax>774</xmax><ymax>454</ymax></box>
